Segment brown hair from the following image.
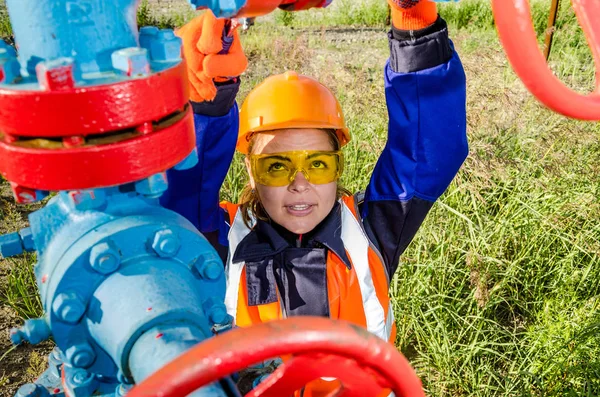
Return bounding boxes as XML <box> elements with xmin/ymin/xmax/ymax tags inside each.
<box><xmin>239</xmin><ymin>129</ymin><xmax>351</xmax><ymax>228</ymax></box>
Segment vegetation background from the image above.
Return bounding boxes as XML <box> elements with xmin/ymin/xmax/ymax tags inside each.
<box><xmin>1</xmin><ymin>0</ymin><xmax>599</xmax><ymax>396</ymax></box>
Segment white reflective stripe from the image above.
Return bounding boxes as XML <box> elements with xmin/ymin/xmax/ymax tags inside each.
<box><xmin>386</xmin><ymin>302</ymin><xmax>395</xmax><ymax>341</ymax></box>
<box><xmin>224</xmin><ymin>209</ymin><xmax>253</xmax><ymax>319</ymax></box>
<box><xmin>340</xmin><ymin>203</ymin><xmax>388</xmax><ymax>340</ymax></box>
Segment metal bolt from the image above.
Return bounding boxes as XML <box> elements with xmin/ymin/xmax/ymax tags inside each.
<box><xmin>10</xmin><ymin>182</ymin><xmax>48</xmax><ymax>204</ymax></box>
<box><xmin>0</xmin><ymin>51</ymin><xmax>21</xmax><ymax>84</ymax></box>
<box><xmin>209</xmin><ymin>306</ymin><xmax>228</xmax><ymax>325</ymax></box>
<box><xmin>0</xmin><ymin>42</ymin><xmax>16</xmax><ymax>58</ymax></box>
<box><xmin>117</xmin><ymin>370</ymin><xmax>134</xmax><ymax>385</ymax></box>
<box><xmin>19</xmin><ymin>227</ymin><xmax>36</xmax><ymax>251</ymax></box>
<box><xmin>174</xmin><ymin>149</ymin><xmax>199</xmax><ymax>171</ymax></box>
<box><xmin>71</xmin><ymin>369</ymin><xmax>93</xmax><ymax>385</ymax></box>
<box><xmin>52</xmin><ymin>292</ymin><xmax>86</xmax><ymax>324</ymax></box>
<box><xmin>66</xmin><ymin>342</ymin><xmax>96</xmax><ymax>368</ymax></box>
<box><xmin>195</xmin><ymin>255</ymin><xmax>223</xmax><ymax>280</ymax></box>
<box><xmin>48</xmin><ymin>347</ymin><xmax>64</xmax><ymax>378</ymax></box>
<box><xmin>148</xmin><ymin>29</ymin><xmax>182</xmax><ymax>62</ymax></box>
<box><xmin>203</xmin><ymin>297</ymin><xmax>229</xmax><ymax>325</ymax></box>
<box><xmin>115</xmin><ymin>383</ymin><xmax>134</xmax><ymax>396</ymax></box>
<box><xmin>3</xmin><ymin>133</ymin><xmax>17</xmax><ymax>143</ymax></box>
<box><xmin>15</xmin><ymin>383</ymin><xmax>49</xmax><ymax>397</ymax></box>
<box><xmin>89</xmin><ymin>241</ymin><xmax>121</xmax><ymax>275</ymax></box>
<box><xmin>111</xmin><ymin>47</ymin><xmax>150</xmax><ymax>77</ymax></box>
<box><xmin>63</xmin><ymin>136</ymin><xmax>85</xmax><ymax>148</ymax></box>
<box><xmin>0</xmin><ymin>232</ymin><xmax>23</xmax><ymax>259</ymax></box>
<box><xmin>151</xmin><ymin>229</ymin><xmax>180</xmax><ymax>258</ymax></box>
<box><xmin>135</xmin><ymin>122</ymin><xmax>153</xmax><ymax>135</ymax></box>
<box><xmin>66</xmin><ymin>189</ymin><xmax>106</xmax><ymax>211</ymax></box>
<box><xmin>10</xmin><ymin>318</ymin><xmax>51</xmax><ymax>345</ymax></box>
<box><xmin>134</xmin><ymin>172</ymin><xmax>168</xmax><ymax>198</ymax></box>
<box><xmin>139</xmin><ymin>26</ymin><xmax>159</xmax><ymax>50</ymax></box>
<box><xmin>36</xmin><ymin>58</ymin><xmax>76</xmax><ymax>91</ymax></box>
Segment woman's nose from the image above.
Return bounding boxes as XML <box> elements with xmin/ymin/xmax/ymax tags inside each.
<box><xmin>289</xmin><ymin>170</ymin><xmax>310</xmax><ymax>192</ymax></box>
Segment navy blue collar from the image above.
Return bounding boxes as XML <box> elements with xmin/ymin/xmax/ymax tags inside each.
<box><xmin>232</xmin><ymin>202</ymin><xmax>352</xmax><ymax>269</ymax></box>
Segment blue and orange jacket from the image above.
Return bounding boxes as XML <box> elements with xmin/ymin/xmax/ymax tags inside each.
<box><xmin>161</xmin><ymin>17</ymin><xmax>468</xmax><ymax>337</ymax></box>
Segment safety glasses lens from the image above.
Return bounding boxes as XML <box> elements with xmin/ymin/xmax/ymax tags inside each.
<box><xmin>251</xmin><ymin>151</ymin><xmax>343</xmax><ymax>187</ymax></box>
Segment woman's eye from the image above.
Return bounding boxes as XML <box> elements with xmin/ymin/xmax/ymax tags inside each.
<box><xmin>311</xmin><ymin>160</ymin><xmax>327</xmax><ymax>169</ymax></box>
<box><xmin>268</xmin><ymin>162</ymin><xmax>287</xmax><ymax>172</ymax></box>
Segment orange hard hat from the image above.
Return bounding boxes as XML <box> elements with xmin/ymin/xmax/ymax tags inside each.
<box><xmin>237</xmin><ymin>71</ymin><xmax>350</xmax><ymax>154</ymax></box>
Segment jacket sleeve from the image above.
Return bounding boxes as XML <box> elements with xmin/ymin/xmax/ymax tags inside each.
<box><xmin>160</xmin><ymin>80</ymin><xmax>240</xmax><ymax>236</ymax></box>
<box><xmin>361</xmin><ymin>17</ymin><xmax>469</xmax><ymax>280</ymax></box>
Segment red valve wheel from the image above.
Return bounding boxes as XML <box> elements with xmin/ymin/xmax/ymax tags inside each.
<box><xmin>128</xmin><ymin>317</ymin><xmax>425</xmax><ymax>397</ymax></box>
<box><xmin>492</xmin><ymin>0</ymin><xmax>600</xmax><ymax>120</ymax></box>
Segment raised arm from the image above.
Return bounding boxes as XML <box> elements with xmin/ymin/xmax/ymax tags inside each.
<box><xmin>160</xmin><ymin>13</ymin><xmax>247</xmax><ymax>241</ymax></box>
<box><xmin>362</xmin><ymin>0</ymin><xmax>469</xmax><ymax>279</ymax></box>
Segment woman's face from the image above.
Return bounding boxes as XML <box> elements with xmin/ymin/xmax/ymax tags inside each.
<box><xmin>246</xmin><ymin>129</ymin><xmax>338</xmax><ymax>235</ymax></box>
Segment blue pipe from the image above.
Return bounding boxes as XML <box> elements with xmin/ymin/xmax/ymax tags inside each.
<box><xmin>5</xmin><ymin>0</ymin><xmax>139</xmax><ymax>77</ymax></box>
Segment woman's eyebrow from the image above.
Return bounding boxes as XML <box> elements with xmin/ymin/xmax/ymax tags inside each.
<box><xmin>306</xmin><ymin>152</ymin><xmax>331</xmax><ymax>159</ymax></box>
<box><xmin>265</xmin><ymin>155</ymin><xmax>292</xmax><ymax>161</ymax></box>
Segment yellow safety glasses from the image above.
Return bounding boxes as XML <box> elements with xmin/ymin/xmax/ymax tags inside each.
<box><xmin>249</xmin><ymin>150</ymin><xmax>344</xmax><ymax>187</ymax></box>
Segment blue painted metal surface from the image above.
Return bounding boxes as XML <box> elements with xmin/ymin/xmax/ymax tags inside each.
<box><xmin>4</xmin><ymin>178</ymin><xmax>235</xmax><ymax>396</ymax></box>
<box><xmin>2</xmin><ymin>1</ymin><xmax>183</xmax><ymax>94</ymax></box>
<box><xmin>6</xmin><ymin>0</ymin><xmax>138</xmax><ymax>76</ymax></box>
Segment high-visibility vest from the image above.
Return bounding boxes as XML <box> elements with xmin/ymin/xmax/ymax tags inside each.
<box><xmin>222</xmin><ymin>195</ymin><xmax>396</xmax><ymax>342</ymax></box>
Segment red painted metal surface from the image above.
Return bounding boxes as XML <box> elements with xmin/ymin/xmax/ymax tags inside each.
<box><xmin>128</xmin><ymin>317</ymin><xmax>425</xmax><ymax>397</ymax></box>
<box><xmin>492</xmin><ymin>0</ymin><xmax>600</xmax><ymax>120</ymax></box>
<box><xmin>0</xmin><ymin>108</ymin><xmax>195</xmax><ymax>190</ymax></box>
<box><xmin>0</xmin><ymin>62</ymin><xmax>189</xmax><ymax>138</ymax></box>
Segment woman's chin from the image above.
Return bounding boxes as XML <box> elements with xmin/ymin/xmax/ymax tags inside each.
<box><xmin>278</xmin><ymin>217</ymin><xmax>319</xmax><ymax>235</ymax></box>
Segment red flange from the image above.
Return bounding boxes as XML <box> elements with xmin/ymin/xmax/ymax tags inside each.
<box><xmin>0</xmin><ymin>108</ymin><xmax>195</xmax><ymax>190</ymax></box>
<box><xmin>0</xmin><ymin>62</ymin><xmax>190</xmax><ymax>138</ymax></box>
<box><xmin>492</xmin><ymin>0</ymin><xmax>600</xmax><ymax>120</ymax></box>
<box><xmin>128</xmin><ymin>317</ymin><xmax>425</xmax><ymax>397</ymax></box>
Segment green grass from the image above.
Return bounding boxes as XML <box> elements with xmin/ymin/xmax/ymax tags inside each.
<box><xmin>2</xmin><ymin>1</ymin><xmax>600</xmax><ymax>396</ymax></box>
<box><xmin>0</xmin><ymin>3</ymin><xmax>10</xmax><ymax>39</ymax></box>
<box><xmin>136</xmin><ymin>0</ymin><xmax>196</xmax><ymax>30</ymax></box>
<box><xmin>2</xmin><ymin>254</ymin><xmax>42</xmax><ymax>319</ymax></box>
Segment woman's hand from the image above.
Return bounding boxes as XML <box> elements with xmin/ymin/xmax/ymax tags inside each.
<box><xmin>388</xmin><ymin>0</ymin><xmax>438</xmax><ymax>30</ymax></box>
<box><xmin>176</xmin><ymin>11</ymin><xmax>248</xmax><ymax>102</ymax></box>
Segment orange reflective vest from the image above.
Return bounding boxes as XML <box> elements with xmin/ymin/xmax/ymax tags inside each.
<box><xmin>221</xmin><ymin>195</ymin><xmax>397</xmax><ymax>396</ymax></box>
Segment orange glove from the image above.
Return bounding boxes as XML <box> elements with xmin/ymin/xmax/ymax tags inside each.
<box><xmin>176</xmin><ymin>11</ymin><xmax>248</xmax><ymax>103</ymax></box>
<box><xmin>388</xmin><ymin>0</ymin><xmax>437</xmax><ymax>31</ymax></box>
